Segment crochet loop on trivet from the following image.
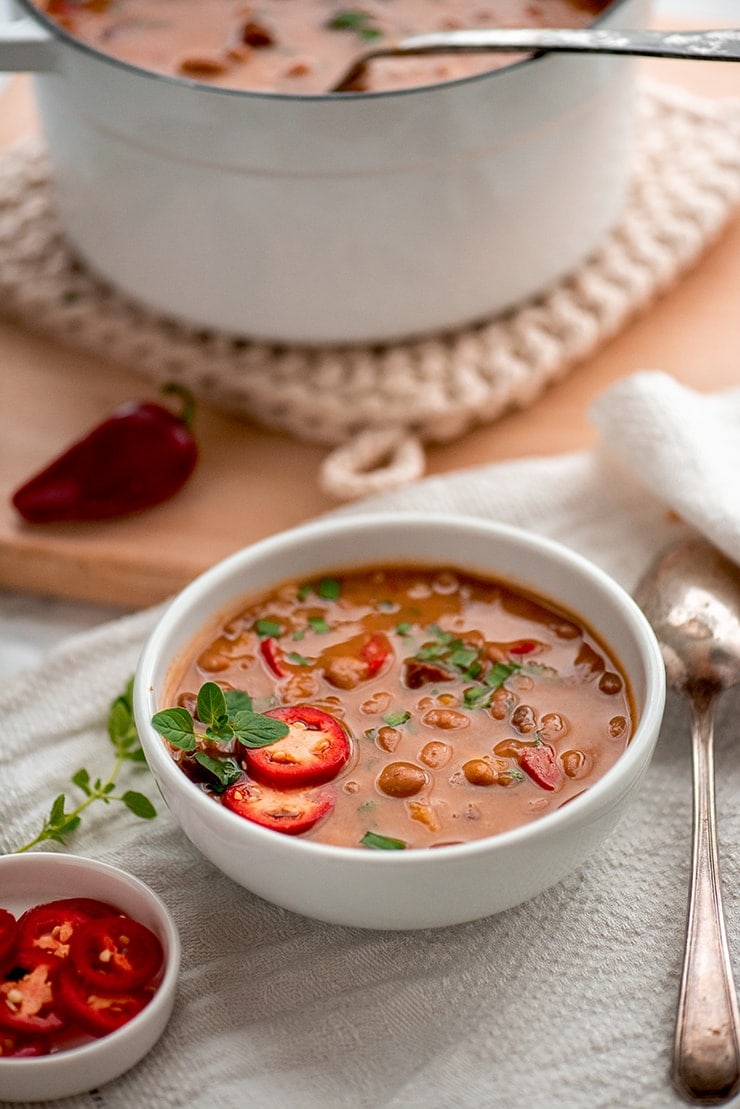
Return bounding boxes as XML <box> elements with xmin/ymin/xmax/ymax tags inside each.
<box><xmin>0</xmin><ymin>80</ymin><xmax>738</xmax><ymax>500</ymax></box>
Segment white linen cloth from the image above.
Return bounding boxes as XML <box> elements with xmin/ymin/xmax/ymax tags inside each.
<box><xmin>1</xmin><ymin>369</ymin><xmax>739</xmax><ymax>1109</ymax></box>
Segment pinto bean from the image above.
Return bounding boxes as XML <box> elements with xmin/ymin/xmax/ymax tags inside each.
<box><xmin>324</xmin><ymin>655</ymin><xmax>369</xmax><ymax>689</ymax></box>
<box><xmin>510</xmin><ymin>704</ymin><xmax>537</xmax><ymax>733</ymax></box>
<box><xmin>462</xmin><ymin>759</ymin><xmax>496</xmax><ymax>787</ymax></box>
<box><xmin>377</xmin><ymin>762</ymin><xmax>428</xmax><ymax>798</ymax></box>
<box><xmin>419</xmin><ymin>741</ymin><xmax>452</xmax><ymax>769</ymax></box>
<box><xmin>420</xmin><ymin>708</ymin><xmax>469</xmax><ymax>730</ymax></box>
<box><xmin>599</xmin><ymin>671</ymin><xmax>623</xmax><ymax>695</ymax></box>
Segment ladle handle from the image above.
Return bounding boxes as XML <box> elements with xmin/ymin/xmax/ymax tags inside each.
<box><xmin>674</xmin><ymin>694</ymin><xmax>740</xmax><ymax>1103</ymax></box>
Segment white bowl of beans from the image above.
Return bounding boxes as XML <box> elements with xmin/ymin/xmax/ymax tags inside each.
<box><xmin>133</xmin><ymin>513</ymin><xmax>665</xmax><ymax>930</ymax></box>
<box><xmin>0</xmin><ymin>0</ymin><xmax>649</xmax><ymax>344</ymax></box>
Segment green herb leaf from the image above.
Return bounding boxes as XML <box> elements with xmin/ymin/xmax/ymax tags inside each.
<box><xmin>151</xmin><ymin>706</ymin><xmax>197</xmax><ymax>751</ymax></box>
<box><xmin>360</xmin><ymin>830</ymin><xmax>407</xmax><ymax>851</ymax></box>
<box><xmin>231</xmin><ymin>710</ymin><xmax>289</xmax><ymax>749</ymax></box>
<box><xmin>286</xmin><ymin>651</ymin><xmax>312</xmax><ymax>666</ymax></box>
<box><xmin>255</xmin><ymin>618</ymin><xmax>283</xmax><ymax>638</ymax></box>
<box><xmin>194</xmin><ymin>753</ymin><xmax>243</xmax><ymax>792</ymax></box>
<box><xmin>71</xmin><ymin>768</ymin><xmax>91</xmax><ymax>795</ymax></box>
<box><xmin>327</xmin><ymin>9</ymin><xmax>382</xmax><ymax>40</ymax></box>
<box><xmin>383</xmin><ymin>710</ymin><xmax>411</xmax><ymax>727</ymax></box>
<box><xmin>196</xmin><ymin>682</ymin><xmax>227</xmax><ymax>726</ymax></box>
<box><xmin>485</xmin><ymin>661</ymin><xmax>520</xmax><ymax>689</ymax></box>
<box><xmin>121</xmin><ymin>791</ymin><xmax>157</xmax><ymax>819</ymax></box>
<box><xmin>308</xmin><ymin>616</ymin><xmax>330</xmax><ymax>634</ymax></box>
<box><xmin>318</xmin><ymin>577</ymin><xmax>341</xmax><ymax>600</ymax></box>
<box><xmin>224</xmin><ymin>689</ymin><xmax>253</xmax><ymax>714</ymax></box>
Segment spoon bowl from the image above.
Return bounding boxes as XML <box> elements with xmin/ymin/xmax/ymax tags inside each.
<box><xmin>635</xmin><ymin>535</ymin><xmax>740</xmax><ymax>1104</ymax></box>
<box><xmin>332</xmin><ymin>26</ymin><xmax>740</xmax><ymax>92</ymax></box>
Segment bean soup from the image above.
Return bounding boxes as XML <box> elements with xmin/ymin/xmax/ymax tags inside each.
<box><xmin>36</xmin><ymin>1</ymin><xmax>611</xmax><ymax>94</ymax></box>
<box><xmin>154</xmin><ymin>564</ymin><xmax>635</xmax><ymax>851</ymax></box>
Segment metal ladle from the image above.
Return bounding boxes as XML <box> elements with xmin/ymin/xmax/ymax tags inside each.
<box><xmin>331</xmin><ymin>27</ymin><xmax>740</xmax><ymax>92</ymax></box>
<box><xmin>635</xmin><ymin>535</ymin><xmax>740</xmax><ymax>1104</ymax></box>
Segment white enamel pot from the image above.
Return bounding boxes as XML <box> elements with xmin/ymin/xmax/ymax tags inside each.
<box><xmin>0</xmin><ymin>0</ymin><xmax>649</xmax><ymax>345</ymax></box>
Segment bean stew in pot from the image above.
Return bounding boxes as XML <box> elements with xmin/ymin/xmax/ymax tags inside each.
<box><xmin>153</xmin><ymin>563</ymin><xmax>635</xmax><ymax>850</ymax></box>
<box><xmin>35</xmin><ymin>1</ymin><xmax>611</xmax><ymax>95</ymax></box>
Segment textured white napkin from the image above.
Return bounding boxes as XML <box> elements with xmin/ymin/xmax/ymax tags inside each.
<box><xmin>1</xmin><ymin>370</ymin><xmax>739</xmax><ymax>1109</ymax></box>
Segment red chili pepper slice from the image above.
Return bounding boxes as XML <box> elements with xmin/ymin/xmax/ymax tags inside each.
<box><xmin>359</xmin><ymin>632</ymin><xmax>392</xmax><ymax>677</ymax></box>
<box><xmin>69</xmin><ymin>915</ymin><xmax>163</xmax><ymax>992</ymax></box>
<box><xmin>56</xmin><ymin>965</ymin><xmax>150</xmax><ymax>1036</ymax></box>
<box><xmin>518</xmin><ymin>744</ymin><xmax>562</xmax><ymax>791</ymax></box>
<box><xmin>259</xmin><ymin>636</ymin><xmax>287</xmax><ymax>678</ymax></box>
<box><xmin>0</xmin><ymin>909</ymin><xmax>17</xmax><ymax>973</ymax></box>
<box><xmin>0</xmin><ymin>1029</ymin><xmax>51</xmax><ymax>1057</ymax></box>
<box><xmin>11</xmin><ymin>383</ymin><xmax>198</xmax><ymax>523</ymax></box>
<box><xmin>508</xmin><ymin>639</ymin><xmax>541</xmax><ymax>657</ymax></box>
<box><xmin>0</xmin><ymin>962</ymin><xmax>66</xmax><ymax>1035</ymax></box>
<box><xmin>16</xmin><ymin>899</ymin><xmax>116</xmax><ymax>965</ymax></box>
<box><xmin>223</xmin><ymin>777</ymin><xmax>334</xmax><ymax>835</ymax></box>
<box><xmin>244</xmin><ymin>705</ymin><xmax>350</xmax><ymax>788</ymax></box>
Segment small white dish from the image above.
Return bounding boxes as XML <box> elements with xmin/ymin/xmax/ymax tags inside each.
<box><xmin>0</xmin><ymin>853</ymin><xmax>180</xmax><ymax>1103</ymax></box>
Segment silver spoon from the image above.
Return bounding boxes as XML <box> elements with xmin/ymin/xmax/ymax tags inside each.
<box><xmin>331</xmin><ymin>27</ymin><xmax>740</xmax><ymax>92</ymax></box>
<box><xmin>635</xmin><ymin>535</ymin><xmax>740</xmax><ymax>1104</ymax></box>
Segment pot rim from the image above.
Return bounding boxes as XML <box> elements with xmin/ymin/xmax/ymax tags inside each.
<box><xmin>15</xmin><ymin>0</ymin><xmax>636</xmax><ymax>102</ymax></box>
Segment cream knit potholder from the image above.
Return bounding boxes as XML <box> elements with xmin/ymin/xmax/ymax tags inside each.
<box><xmin>1</xmin><ymin>80</ymin><xmax>739</xmax><ymax>499</ymax></box>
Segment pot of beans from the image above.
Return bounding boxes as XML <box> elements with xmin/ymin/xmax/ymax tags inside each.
<box><xmin>0</xmin><ymin>0</ymin><xmax>649</xmax><ymax>344</ymax></box>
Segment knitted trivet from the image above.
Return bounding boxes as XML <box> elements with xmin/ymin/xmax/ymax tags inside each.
<box><xmin>1</xmin><ymin>80</ymin><xmax>739</xmax><ymax>500</ymax></box>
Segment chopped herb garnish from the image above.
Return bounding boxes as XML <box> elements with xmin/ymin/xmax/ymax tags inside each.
<box><xmin>308</xmin><ymin>616</ymin><xmax>331</xmax><ymax>633</ymax></box>
<box><xmin>327</xmin><ymin>9</ymin><xmax>382</xmax><ymax>41</ymax></box>
<box><xmin>318</xmin><ymin>577</ymin><xmax>341</xmax><ymax>600</ymax></box>
<box><xmin>360</xmin><ymin>830</ymin><xmax>407</xmax><ymax>851</ymax></box>
<box><xmin>286</xmin><ymin>651</ymin><xmax>312</xmax><ymax>666</ymax></box>
<box><xmin>255</xmin><ymin>618</ymin><xmax>283</xmax><ymax>638</ymax></box>
<box><xmin>485</xmin><ymin>661</ymin><xmax>521</xmax><ymax>689</ymax></box>
<box><xmin>383</xmin><ymin>710</ymin><xmax>411</xmax><ymax>727</ymax></box>
<box><xmin>395</xmin><ymin>622</ymin><xmax>413</xmax><ymax>636</ymax></box>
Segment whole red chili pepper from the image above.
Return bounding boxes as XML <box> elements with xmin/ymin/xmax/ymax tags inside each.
<box><xmin>12</xmin><ymin>383</ymin><xmax>198</xmax><ymax>523</ymax></box>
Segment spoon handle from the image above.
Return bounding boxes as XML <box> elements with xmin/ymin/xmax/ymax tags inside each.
<box><xmin>674</xmin><ymin>693</ymin><xmax>740</xmax><ymax>1103</ymax></box>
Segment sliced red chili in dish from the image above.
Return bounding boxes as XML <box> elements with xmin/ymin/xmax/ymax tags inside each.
<box><xmin>359</xmin><ymin>632</ymin><xmax>392</xmax><ymax>677</ymax></box>
<box><xmin>16</xmin><ymin>899</ymin><xmax>115</xmax><ymax>964</ymax></box>
<box><xmin>244</xmin><ymin>704</ymin><xmax>350</xmax><ymax>788</ymax></box>
<box><xmin>0</xmin><ymin>909</ymin><xmax>17</xmax><ymax>972</ymax></box>
<box><xmin>518</xmin><ymin>744</ymin><xmax>562</xmax><ymax>791</ymax></box>
<box><xmin>56</xmin><ymin>965</ymin><xmax>150</xmax><ymax>1036</ymax></box>
<box><xmin>69</xmin><ymin>915</ymin><xmax>163</xmax><ymax>992</ymax></box>
<box><xmin>0</xmin><ymin>962</ymin><xmax>65</xmax><ymax>1035</ymax></box>
<box><xmin>0</xmin><ymin>1029</ymin><xmax>51</xmax><ymax>1058</ymax></box>
<box><xmin>223</xmin><ymin>778</ymin><xmax>334</xmax><ymax>835</ymax></box>
<box><xmin>259</xmin><ymin>636</ymin><xmax>287</xmax><ymax>678</ymax></box>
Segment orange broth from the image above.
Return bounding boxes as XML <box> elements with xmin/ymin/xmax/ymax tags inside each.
<box><xmin>161</xmin><ymin>564</ymin><xmax>635</xmax><ymax>850</ymax></box>
<box><xmin>36</xmin><ymin>1</ymin><xmax>610</xmax><ymax>94</ymax></box>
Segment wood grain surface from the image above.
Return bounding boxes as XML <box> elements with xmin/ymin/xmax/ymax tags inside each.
<box><xmin>1</xmin><ymin>40</ymin><xmax>739</xmax><ymax>608</ymax></box>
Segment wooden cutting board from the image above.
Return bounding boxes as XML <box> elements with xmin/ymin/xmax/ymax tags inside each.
<box><xmin>2</xmin><ymin>49</ymin><xmax>740</xmax><ymax>609</ymax></box>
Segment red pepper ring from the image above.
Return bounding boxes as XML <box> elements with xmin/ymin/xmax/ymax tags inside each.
<box><xmin>0</xmin><ymin>909</ymin><xmax>17</xmax><ymax>972</ymax></box>
<box><xmin>15</xmin><ymin>897</ymin><xmax>118</xmax><ymax>966</ymax></box>
<box><xmin>69</xmin><ymin>915</ymin><xmax>164</xmax><ymax>992</ymax></box>
<box><xmin>244</xmin><ymin>704</ymin><xmax>351</xmax><ymax>788</ymax></box>
<box><xmin>56</xmin><ymin>964</ymin><xmax>151</xmax><ymax>1036</ymax></box>
<box><xmin>223</xmin><ymin>777</ymin><xmax>334</xmax><ymax>835</ymax></box>
<box><xmin>0</xmin><ymin>962</ymin><xmax>66</xmax><ymax>1036</ymax></box>
<box><xmin>11</xmin><ymin>382</ymin><xmax>198</xmax><ymax>523</ymax></box>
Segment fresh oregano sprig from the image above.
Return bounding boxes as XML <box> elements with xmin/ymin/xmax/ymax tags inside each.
<box><xmin>151</xmin><ymin>681</ymin><xmax>289</xmax><ymax>751</ymax></box>
<box><xmin>13</xmin><ymin>676</ymin><xmax>157</xmax><ymax>854</ymax></box>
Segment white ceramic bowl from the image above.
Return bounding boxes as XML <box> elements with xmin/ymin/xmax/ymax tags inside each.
<box><xmin>0</xmin><ymin>0</ymin><xmax>650</xmax><ymax>344</ymax></box>
<box><xmin>0</xmin><ymin>853</ymin><xmax>180</xmax><ymax>1103</ymax></box>
<box><xmin>134</xmin><ymin>513</ymin><xmax>665</xmax><ymax>930</ymax></box>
